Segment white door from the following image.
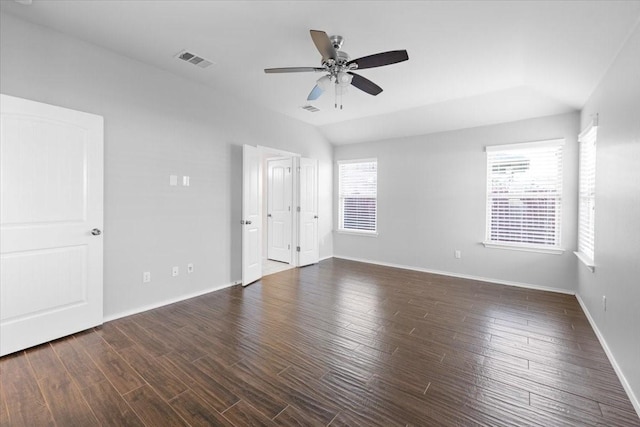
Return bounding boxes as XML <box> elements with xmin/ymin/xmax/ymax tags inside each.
<box><xmin>267</xmin><ymin>158</ymin><xmax>292</xmax><ymax>263</ymax></box>
<box><xmin>0</xmin><ymin>94</ymin><xmax>104</xmax><ymax>356</ymax></box>
<box><xmin>298</xmin><ymin>157</ymin><xmax>319</xmax><ymax>266</ymax></box>
<box><xmin>242</xmin><ymin>144</ymin><xmax>262</xmax><ymax>286</ymax></box>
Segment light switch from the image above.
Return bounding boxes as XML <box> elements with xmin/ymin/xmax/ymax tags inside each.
<box><xmin>169</xmin><ymin>175</ymin><xmax>178</xmax><ymax>186</ymax></box>
<box><xmin>182</xmin><ymin>175</ymin><xmax>190</xmax><ymax>186</ymax></box>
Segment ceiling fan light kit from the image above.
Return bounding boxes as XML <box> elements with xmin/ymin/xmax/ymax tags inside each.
<box><xmin>264</xmin><ymin>30</ymin><xmax>408</xmax><ymax>109</ymax></box>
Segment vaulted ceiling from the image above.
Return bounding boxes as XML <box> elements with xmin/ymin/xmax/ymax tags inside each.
<box><xmin>2</xmin><ymin>1</ymin><xmax>639</xmax><ymax>144</ymax></box>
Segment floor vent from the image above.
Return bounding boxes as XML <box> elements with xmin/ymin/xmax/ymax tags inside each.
<box><xmin>301</xmin><ymin>105</ymin><xmax>320</xmax><ymax>112</ymax></box>
<box><xmin>175</xmin><ymin>50</ymin><xmax>214</xmax><ymax>69</ymax></box>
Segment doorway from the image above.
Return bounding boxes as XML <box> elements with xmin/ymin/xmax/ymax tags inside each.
<box><xmin>241</xmin><ymin>145</ymin><xmax>319</xmax><ymax>286</ymax></box>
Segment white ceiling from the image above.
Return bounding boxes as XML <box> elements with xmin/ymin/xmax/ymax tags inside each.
<box><xmin>2</xmin><ymin>1</ymin><xmax>640</xmax><ymax>144</ymax></box>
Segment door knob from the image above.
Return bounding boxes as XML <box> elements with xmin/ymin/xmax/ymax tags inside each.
<box><xmin>91</xmin><ymin>228</ymin><xmax>102</xmax><ymax>236</ymax></box>
<box><xmin>245</xmin><ymin>220</ymin><xmax>252</xmax><ymax>225</ymax></box>
<box><xmin>314</xmin><ymin>215</ymin><xmax>318</xmax><ymax>219</ymax></box>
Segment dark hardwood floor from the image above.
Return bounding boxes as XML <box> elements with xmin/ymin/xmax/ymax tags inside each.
<box><xmin>1</xmin><ymin>258</ymin><xmax>639</xmax><ymax>426</ymax></box>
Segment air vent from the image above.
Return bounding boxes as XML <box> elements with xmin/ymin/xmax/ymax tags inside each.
<box><xmin>175</xmin><ymin>50</ymin><xmax>214</xmax><ymax>69</ymax></box>
<box><xmin>301</xmin><ymin>105</ymin><xmax>320</xmax><ymax>113</ymax></box>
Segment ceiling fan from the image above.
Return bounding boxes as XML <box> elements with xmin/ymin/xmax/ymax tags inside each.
<box><xmin>264</xmin><ymin>30</ymin><xmax>409</xmax><ymax>108</ymax></box>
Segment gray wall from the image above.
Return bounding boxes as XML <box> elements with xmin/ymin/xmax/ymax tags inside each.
<box><xmin>0</xmin><ymin>13</ymin><xmax>334</xmax><ymax>319</ymax></box>
<box><xmin>578</xmin><ymin>24</ymin><xmax>640</xmax><ymax>409</ymax></box>
<box><xmin>334</xmin><ymin>112</ymin><xmax>580</xmax><ymax>292</ymax></box>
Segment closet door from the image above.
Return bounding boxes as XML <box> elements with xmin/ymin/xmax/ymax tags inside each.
<box><xmin>267</xmin><ymin>158</ymin><xmax>292</xmax><ymax>264</ymax></box>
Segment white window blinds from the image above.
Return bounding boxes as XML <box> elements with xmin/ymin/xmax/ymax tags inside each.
<box><xmin>338</xmin><ymin>159</ymin><xmax>377</xmax><ymax>233</ymax></box>
<box><xmin>577</xmin><ymin>125</ymin><xmax>597</xmax><ymax>263</ymax></box>
<box><xmin>485</xmin><ymin>139</ymin><xmax>564</xmax><ymax>249</ymax></box>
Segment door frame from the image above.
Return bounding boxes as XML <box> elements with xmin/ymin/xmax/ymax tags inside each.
<box><xmin>259</xmin><ymin>146</ymin><xmax>299</xmax><ymax>269</ymax></box>
<box><xmin>266</xmin><ymin>156</ymin><xmax>293</xmax><ymax>265</ymax></box>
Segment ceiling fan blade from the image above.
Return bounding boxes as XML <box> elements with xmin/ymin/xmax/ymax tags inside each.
<box><xmin>264</xmin><ymin>67</ymin><xmax>324</xmax><ymax>74</ymax></box>
<box><xmin>307</xmin><ymin>85</ymin><xmax>325</xmax><ymax>101</ymax></box>
<box><xmin>348</xmin><ymin>72</ymin><xmax>383</xmax><ymax>96</ymax></box>
<box><xmin>310</xmin><ymin>30</ymin><xmax>337</xmax><ymax>61</ymax></box>
<box><xmin>347</xmin><ymin>50</ymin><xmax>409</xmax><ymax>70</ymax></box>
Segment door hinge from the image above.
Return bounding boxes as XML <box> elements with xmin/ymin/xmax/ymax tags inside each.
<box><xmin>297</xmin><ymin>167</ymin><xmax>301</xmax><ymax>173</ymax></box>
<box><xmin>296</xmin><ymin>206</ymin><xmax>301</xmax><ymax>212</ymax></box>
<box><xmin>287</xmin><ymin>167</ymin><xmax>291</xmax><ymax>173</ymax></box>
<box><xmin>296</xmin><ymin>246</ymin><xmax>300</xmax><ymax>252</ymax></box>
<box><xmin>288</xmin><ymin>244</ymin><xmax>290</xmax><ymax>250</ymax></box>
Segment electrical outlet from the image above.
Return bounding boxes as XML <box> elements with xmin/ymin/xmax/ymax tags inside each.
<box><xmin>454</xmin><ymin>250</ymin><xmax>461</xmax><ymax>259</ymax></box>
<box><xmin>187</xmin><ymin>263</ymin><xmax>194</xmax><ymax>274</ymax></box>
<box><xmin>602</xmin><ymin>295</ymin><xmax>607</xmax><ymax>311</ymax></box>
<box><xmin>143</xmin><ymin>272</ymin><xmax>151</xmax><ymax>283</ymax></box>
<box><xmin>172</xmin><ymin>266</ymin><xmax>179</xmax><ymax>277</ymax></box>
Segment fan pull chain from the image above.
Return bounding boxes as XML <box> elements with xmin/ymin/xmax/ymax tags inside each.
<box><xmin>333</xmin><ymin>82</ymin><xmax>344</xmax><ymax>109</ymax></box>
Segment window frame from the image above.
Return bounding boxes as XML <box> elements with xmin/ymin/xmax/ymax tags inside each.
<box><xmin>575</xmin><ymin>123</ymin><xmax>597</xmax><ymax>271</ymax></box>
<box><xmin>337</xmin><ymin>158</ymin><xmax>378</xmax><ymax>236</ymax></box>
<box><xmin>483</xmin><ymin>139</ymin><xmax>565</xmax><ymax>254</ymax></box>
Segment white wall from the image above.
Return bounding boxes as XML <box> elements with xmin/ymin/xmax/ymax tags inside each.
<box><xmin>578</xmin><ymin>24</ymin><xmax>640</xmax><ymax>411</ymax></box>
<box><xmin>334</xmin><ymin>112</ymin><xmax>580</xmax><ymax>292</ymax></box>
<box><xmin>0</xmin><ymin>13</ymin><xmax>333</xmax><ymax>319</ymax></box>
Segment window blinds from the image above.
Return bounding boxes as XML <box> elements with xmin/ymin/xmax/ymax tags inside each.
<box><xmin>338</xmin><ymin>160</ymin><xmax>377</xmax><ymax>232</ymax></box>
<box><xmin>485</xmin><ymin>140</ymin><xmax>564</xmax><ymax>248</ymax></box>
<box><xmin>578</xmin><ymin>126</ymin><xmax>597</xmax><ymax>262</ymax></box>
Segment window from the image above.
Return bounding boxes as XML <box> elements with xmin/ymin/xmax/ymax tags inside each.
<box><xmin>484</xmin><ymin>139</ymin><xmax>564</xmax><ymax>252</ymax></box>
<box><xmin>576</xmin><ymin>123</ymin><xmax>597</xmax><ymax>268</ymax></box>
<box><xmin>338</xmin><ymin>159</ymin><xmax>377</xmax><ymax>234</ymax></box>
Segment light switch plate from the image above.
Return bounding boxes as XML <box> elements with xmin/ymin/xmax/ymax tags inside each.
<box><xmin>169</xmin><ymin>175</ymin><xmax>178</xmax><ymax>186</ymax></box>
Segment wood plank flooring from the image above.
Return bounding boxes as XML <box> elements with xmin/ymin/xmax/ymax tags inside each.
<box><xmin>1</xmin><ymin>258</ymin><xmax>638</xmax><ymax>426</ymax></box>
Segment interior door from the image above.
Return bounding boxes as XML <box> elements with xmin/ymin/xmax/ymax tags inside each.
<box><xmin>298</xmin><ymin>157</ymin><xmax>319</xmax><ymax>266</ymax></box>
<box><xmin>0</xmin><ymin>94</ymin><xmax>104</xmax><ymax>356</ymax></box>
<box><xmin>267</xmin><ymin>158</ymin><xmax>292</xmax><ymax>263</ymax></box>
<box><xmin>242</xmin><ymin>144</ymin><xmax>262</xmax><ymax>286</ymax></box>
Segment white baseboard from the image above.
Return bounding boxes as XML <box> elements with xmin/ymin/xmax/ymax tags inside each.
<box><xmin>319</xmin><ymin>254</ymin><xmax>334</xmax><ymax>262</ymax></box>
<box><xmin>102</xmin><ymin>281</ymin><xmax>238</xmax><ymax>323</ymax></box>
<box><xmin>575</xmin><ymin>294</ymin><xmax>640</xmax><ymax>418</ymax></box>
<box><xmin>332</xmin><ymin>255</ymin><xmax>575</xmax><ymax>295</ymax></box>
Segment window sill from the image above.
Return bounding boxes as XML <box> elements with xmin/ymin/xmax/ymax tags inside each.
<box><xmin>482</xmin><ymin>241</ymin><xmax>564</xmax><ymax>255</ymax></box>
<box><xmin>574</xmin><ymin>251</ymin><xmax>595</xmax><ymax>272</ymax></box>
<box><xmin>336</xmin><ymin>230</ymin><xmax>378</xmax><ymax>237</ymax></box>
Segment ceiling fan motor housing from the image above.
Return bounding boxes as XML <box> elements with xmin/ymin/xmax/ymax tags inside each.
<box><xmin>336</xmin><ymin>50</ymin><xmax>350</xmax><ymax>62</ymax></box>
